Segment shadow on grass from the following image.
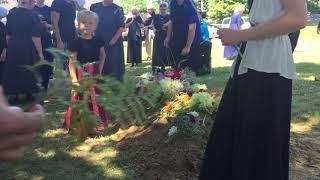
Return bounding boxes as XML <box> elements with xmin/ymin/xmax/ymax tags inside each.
<box><xmin>0</xmin><ymin>101</ymin><xmax>126</xmax><ymax>180</ymax></box>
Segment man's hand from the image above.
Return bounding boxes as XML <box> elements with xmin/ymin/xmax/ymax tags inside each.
<box><xmin>0</xmin><ymin>88</ymin><xmax>45</xmax><ymax>161</ymax></box>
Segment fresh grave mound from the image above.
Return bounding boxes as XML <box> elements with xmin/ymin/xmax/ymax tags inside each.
<box><xmin>113</xmin><ymin>119</ymin><xmax>215</xmax><ymax>180</ymax></box>
<box><xmin>106</xmin><ymin>68</ymin><xmax>221</xmax><ymax>179</ymax></box>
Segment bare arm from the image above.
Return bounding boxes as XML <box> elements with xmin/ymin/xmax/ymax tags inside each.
<box><xmin>165</xmin><ymin>20</ymin><xmax>172</xmax><ymax>41</ymax></box>
<box><xmin>185</xmin><ymin>23</ymin><xmax>196</xmax><ymax>49</ymax></box>
<box><xmin>113</xmin><ymin>27</ymin><xmax>124</xmax><ymax>41</ymax></box>
<box><xmin>32</xmin><ymin>37</ymin><xmax>43</xmax><ymax>59</ymax></box>
<box><xmin>241</xmin><ymin>0</ymin><xmax>307</xmax><ymax>41</ymax></box>
<box><xmin>51</xmin><ymin>11</ymin><xmax>63</xmax><ymax>48</ymax></box>
<box><xmin>98</xmin><ymin>47</ymin><xmax>106</xmax><ymax>74</ymax></box>
<box><xmin>164</xmin><ymin>20</ymin><xmax>172</xmax><ymax>48</ymax></box>
<box><xmin>68</xmin><ymin>52</ymin><xmax>78</xmax><ymax>83</ymax></box>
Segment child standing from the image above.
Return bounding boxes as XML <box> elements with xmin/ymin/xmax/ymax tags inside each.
<box><xmin>64</xmin><ymin>10</ymin><xmax>108</xmax><ymax>133</ymax></box>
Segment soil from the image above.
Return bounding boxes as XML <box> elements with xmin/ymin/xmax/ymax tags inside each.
<box><xmin>111</xmin><ymin>119</ymin><xmax>320</xmax><ymax>180</ymax></box>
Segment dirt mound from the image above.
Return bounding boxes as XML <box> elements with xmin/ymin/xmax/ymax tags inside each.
<box><xmin>113</xmin><ymin>120</ymin><xmax>213</xmax><ymax>180</ymax></box>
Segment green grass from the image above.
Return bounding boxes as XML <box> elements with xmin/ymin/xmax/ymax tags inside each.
<box><xmin>0</xmin><ymin>26</ymin><xmax>319</xmax><ymax>179</ymax></box>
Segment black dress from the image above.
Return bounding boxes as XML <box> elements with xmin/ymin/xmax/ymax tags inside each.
<box><xmin>51</xmin><ymin>0</ymin><xmax>76</xmax><ymax>46</ymax></box>
<box><xmin>152</xmin><ymin>14</ymin><xmax>172</xmax><ymax>67</ymax></box>
<box><xmin>126</xmin><ymin>16</ymin><xmax>143</xmax><ymax>65</ymax></box>
<box><xmin>171</xmin><ymin>4</ymin><xmax>187</xmax><ymax>68</ymax></box>
<box><xmin>68</xmin><ymin>37</ymin><xmax>104</xmax><ymax>64</ymax></box>
<box><xmin>90</xmin><ymin>2</ymin><xmax>125</xmax><ymax>82</ymax></box>
<box><xmin>34</xmin><ymin>5</ymin><xmax>53</xmax><ymax>90</ymax></box>
<box><xmin>200</xmin><ymin>0</ymin><xmax>293</xmax><ymax>179</ymax></box>
<box><xmin>3</xmin><ymin>8</ymin><xmax>41</xmax><ymax>95</ymax></box>
<box><xmin>0</xmin><ymin>22</ymin><xmax>6</xmax><ymax>85</ymax></box>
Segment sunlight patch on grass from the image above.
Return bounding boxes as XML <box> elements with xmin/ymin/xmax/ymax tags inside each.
<box><xmin>42</xmin><ymin>129</ymin><xmax>67</xmax><ymax>138</ymax></box>
<box><xmin>35</xmin><ymin>149</ymin><xmax>56</xmax><ymax>159</ymax></box>
<box><xmin>110</xmin><ymin>125</ymin><xmax>145</xmax><ymax>142</ymax></box>
<box><xmin>291</xmin><ymin>113</ymin><xmax>320</xmax><ymax>133</ymax></box>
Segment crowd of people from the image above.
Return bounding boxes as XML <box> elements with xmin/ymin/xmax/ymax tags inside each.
<box><xmin>0</xmin><ymin>0</ymin><xmax>309</xmax><ymax>179</ymax></box>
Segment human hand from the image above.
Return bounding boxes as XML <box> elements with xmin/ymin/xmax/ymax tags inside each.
<box><xmin>109</xmin><ymin>38</ymin><xmax>117</xmax><ymax>46</ymax></box>
<box><xmin>164</xmin><ymin>38</ymin><xmax>170</xmax><ymax>48</ymax></box>
<box><xmin>0</xmin><ymin>88</ymin><xmax>45</xmax><ymax>161</ymax></box>
<box><xmin>0</xmin><ymin>50</ymin><xmax>6</xmax><ymax>62</ymax></box>
<box><xmin>57</xmin><ymin>41</ymin><xmax>65</xmax><ymax>50</ymax></box>
<box><xmin>39</xmin><ymin>53</ymin><xmax>44</xmax><ymax>60</ymax></box>
<box><xmin>217</xmin><ymin>28</ymin><xmax>243</xmax><ymax>46</ymax></box>
<box><xmin>181</xmin><ymin>46</ymin><xmax>191</xmax><ymax>56</ymax></box>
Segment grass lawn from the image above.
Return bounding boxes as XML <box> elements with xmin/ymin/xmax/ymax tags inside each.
<box><xmin>0</xmin><ymin>26</ymin><xmax>319</xmax><ymax>180</ymax></box>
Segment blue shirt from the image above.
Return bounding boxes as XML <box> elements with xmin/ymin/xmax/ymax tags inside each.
<box><xmin>200</xmin><ymin>20</ymin><xmax>209</xmax><ymax>42</ymax></box>
<box><xmin>170</xmin><ymin>0</ymin><xmax>201</xmax><ymax>46</ymax></box>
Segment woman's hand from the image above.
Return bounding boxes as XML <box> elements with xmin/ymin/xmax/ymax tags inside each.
<box><xmin>181</xmin><ymin>46</ymin><xmax>191</xmax><ymax>56</ymax></box>
<box><xmin>109</xmin><ymin>37</ymin><xmax>117</xmax><ymax>46</ymax></box>
<box><xmin>0</xmin><ymin>49</ymin><xmax>6</xmax><ymax>62</ymax></box>
<box><xmin>217</xmin><ymin>28</ymin><xmax>244</xmax><ymax>46</ymax></box>
<box><xmin>39</xmin><ymin>53</ymin><xmax>44</xmax><ymax>61</ymax></box>
<box><xmin>57</xmin><ymin>41</ymin><xmax>65</xmax><ymax>50</ymax></box>
<box><xmin>164</xmin><ymin>37</ymin><xmax>170</xmax><ymax>48</ymax></box>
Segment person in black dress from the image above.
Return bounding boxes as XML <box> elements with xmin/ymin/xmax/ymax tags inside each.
<box><xmin>151</xmin><ymin>2</ymin><xmax>171</xmax><ymax>73</ymax></box>
<box><xmin>165</xmin><ymin>0</ymin><xmax>201</xmax><ymax>72</ymax></box>
<box><xmin>90</xmin><ymin>0</ymin><xmax>125</xmax><ymax>82</ymax></box>
<box><xmin>126</xmin><ymin>7</ymin><xmax>144</xmax><ymax>67</ymax></box>
<box><xmin>3</xmin><ymin>0</ymin><xmax>43</xmax><ymax>100</ymax></box>
<box><xmin>34</xmin><ymin>0</ymin><xmax>53</xmax><ymax>90</ymax></box>
<box><xmin>51</xmin><ymin>0</ymin><xmax>76</xmax><ymax>50</ymax></box>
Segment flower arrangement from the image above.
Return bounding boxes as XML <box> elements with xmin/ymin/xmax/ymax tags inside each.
<box><xmin>169</xmin><ymin>111</ymin><xmax>203</xmax><ymax>137</ymax></box>
<box><xmin>190</xmin><ymin>92</ymin><xmax>213</xmax><ymax>113</ymax></box>
<box><xmin>159</xmin><ymin>78</ymin><xmax>184</xmax><ymax>99</ymax></box>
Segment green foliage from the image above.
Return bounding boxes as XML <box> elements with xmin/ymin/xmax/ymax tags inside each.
<box><xmin>308</xmin><ymin>0</ymin><xmax>320</xmax><ymax>13</ymax></box>
<box><xmin>159</xmin><ymin>78</ymin><xmax>184</xmax><ymax>99</ymax></box>
<box><xmin>206</xmin><ymin>0</ymin><xmax>247</xmax><ymax>22</ymax></box>
<box><xmin>213</xmin><ymin>96</ymin><xmax>221</xmax><ymax>113</ymax></box>
<box><xmin>190</xmin><ymin>92</ymin><xmax>213</xmax><ymax>113</ymax></box>
<box><xmin>30</xmin><ymin>49</ymin><xmax>162</xmax><ymax>140</ymax></box>
<box><xmin>117</xmin><ymin>0</ymin><xmax>147</xmax><ymax>14</ymax></box>
<box><xmin>190</xmin><ymin>83</ymin><xmax>208</xmax><ymax>93</ymax></box>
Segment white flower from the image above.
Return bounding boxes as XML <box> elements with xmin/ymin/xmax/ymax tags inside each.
<box><xmin>168</xmin><ymin>126</ymin><xmax>178</xmax><ymax>137</ymax></box>
<box><xmin>189</xmin><ymin>111</ymin><xmax>199</xmax><ymax>118</ymax></box>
